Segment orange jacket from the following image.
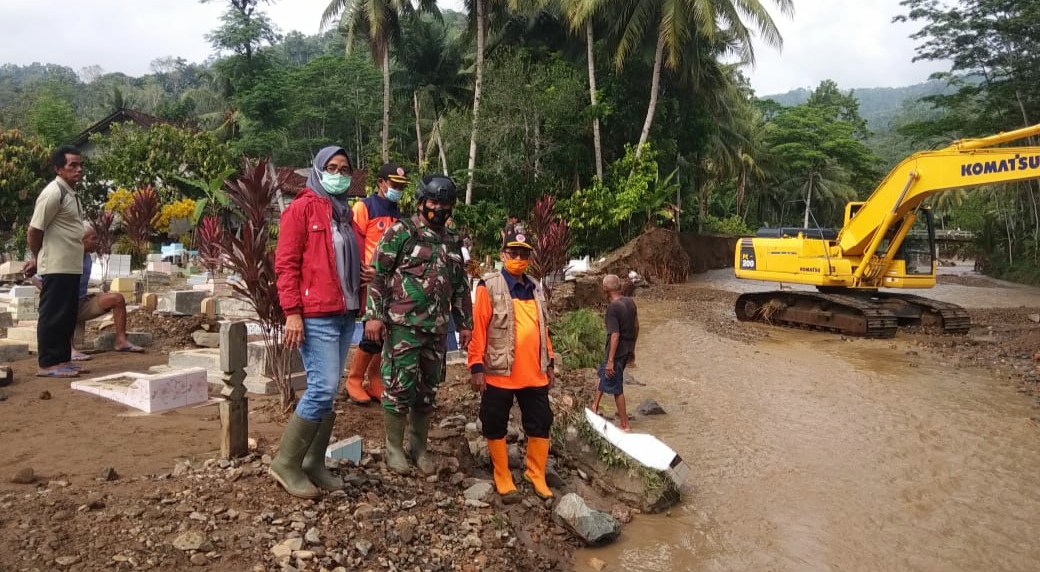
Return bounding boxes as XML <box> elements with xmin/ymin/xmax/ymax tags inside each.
<box><xmin>352</xmin><ymin>194</ymin><xmax>401</xmax><ymax>264</ymax></box>
<box><xmin>468</xmin><ymin>271</ymin><xmax>554</xmax><ymax>389</ymax></box>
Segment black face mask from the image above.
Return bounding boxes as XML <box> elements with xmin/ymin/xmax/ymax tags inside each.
<box><xmin>421</xmin><ymin>204</ymin><xmax>452</xmax><ymax>227</ymax></box>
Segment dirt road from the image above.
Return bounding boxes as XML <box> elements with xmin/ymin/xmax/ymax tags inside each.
<box><xmin>576</xmin><ymin>267</ymin><xmax>1040</xmax><ymax>571</ymax></box>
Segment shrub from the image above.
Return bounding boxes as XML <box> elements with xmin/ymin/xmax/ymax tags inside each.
<box><xmin>550</xmin><ymin>309</ymin><xmax>605</xmax><ymax>370</ymax></box>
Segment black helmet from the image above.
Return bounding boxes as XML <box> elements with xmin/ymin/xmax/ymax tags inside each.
<box><xmin>416</xmin><ymin>175</ymin><xmax>457</xmax><ymax>204</ymax></box>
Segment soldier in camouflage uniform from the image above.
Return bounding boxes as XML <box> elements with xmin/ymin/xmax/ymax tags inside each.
<box><xmin>364</xmin><ymin>174</ymin><xmax>473</xmax><ymax>475</ymax></box>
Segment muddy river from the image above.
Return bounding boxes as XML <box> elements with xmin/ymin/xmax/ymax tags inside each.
<box><xmin>575</xmin><ymin>266</ymin><xmax>1040</xmax><ymax>571</ymax></box>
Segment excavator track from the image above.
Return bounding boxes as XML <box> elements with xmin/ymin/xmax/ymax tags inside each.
<box><xmin>735</xmin><ymin>291</ymin><xmax>899</xmax><ymax>338</ymax></box>
<box><xmin>734</xmin><ymin>291</ymin><xmax>973</xmax><ymax>338</ymax></box>
<box><xmin>877</xmin><ymin>293</ymin><xmax>972</xmax><ymax>335</ymax></box>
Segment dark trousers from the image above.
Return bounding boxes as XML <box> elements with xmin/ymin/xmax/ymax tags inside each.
<box><xmin>479</xmin><ymin>384</ymin><xmax>553</xmax><ymax>440</ymax></box>
<box><xmin>37</xmin><ymin>273</ymin><xmax>80</xmax><ymax>368</ymax></box>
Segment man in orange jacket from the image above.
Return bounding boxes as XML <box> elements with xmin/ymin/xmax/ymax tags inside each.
<box><xmin>344</xmin><ymin>163</ymin><xmax>408</xmax><ymax>404</ymax></box>
<box><xmin>468</xmin><ymin>230</ymin><xmax>556</xmax><ymax>502</ymax></box>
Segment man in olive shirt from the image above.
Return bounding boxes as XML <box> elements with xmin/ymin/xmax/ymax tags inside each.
<box><xmin>24</xmin><ymin>145</ymin><xmax>86</xmax><ymax>378</ymax></box>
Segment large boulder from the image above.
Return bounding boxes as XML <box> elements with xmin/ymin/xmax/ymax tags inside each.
<box><xmin>553</xmin><ymin>493</ymin><xmax>621</xmax><ymax>546</ymax></box>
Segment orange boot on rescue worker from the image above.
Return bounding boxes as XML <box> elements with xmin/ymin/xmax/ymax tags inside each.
<box><xmin>344</xmin><ymin>163</ymin><xmax>408</xmax><ymax>404</ymax></box>
<box><xmin>468</xmin><ymin>230</ymin><xmax>556</xmax><ymax>502</ymax></box>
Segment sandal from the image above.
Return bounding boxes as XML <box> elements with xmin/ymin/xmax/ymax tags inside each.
<box><xmin>113</xmin><ymin>343</ymin><xmax>145</xmax><ymax>353</ymax></box>
<box><xmin>71</xmin><ymin>351</ymin><xmax>92</xmax><ymax>361</ymax></box>
<box><xmin>36</xmin><ymin>367</ymin><xmax>80</xmax><ymax>379</ymax></box>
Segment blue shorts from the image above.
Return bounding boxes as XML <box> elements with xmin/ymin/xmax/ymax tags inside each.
<box><xmin>597</xmin><ymin>355</ymin><xmax>629</xmax><ymax>396</ymax></box>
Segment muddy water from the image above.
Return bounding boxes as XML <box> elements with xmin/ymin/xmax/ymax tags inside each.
<box><xmin>574</xmin><ymin>270</ymin><xmax>1040</xmax><ymax>572</ymax></box>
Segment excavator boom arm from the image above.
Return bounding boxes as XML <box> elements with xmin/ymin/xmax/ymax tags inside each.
<box><xmin>838</xmin><ymin>125</ymin><xmax>1040</xmax><ymax>255</ymax></box>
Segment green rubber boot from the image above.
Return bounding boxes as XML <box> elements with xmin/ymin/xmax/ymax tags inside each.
<box><xmin>408</xmin><ymin>409</ymin><xmax>436</xmax><ymax>475</ymax></box>
<box><xmin>383</xmin><ymin>410</ymin><xmax>411</xmax><ymax>474</ymax></box>
<box><xmin>269</xmin><ymin>414</ymin><xmax>322</xmax><ymax>499</ymax></box>
<box><xmin>302</xmin><ymin>413</ymin><xmax>343</xmax><ymax>491</ymax></box>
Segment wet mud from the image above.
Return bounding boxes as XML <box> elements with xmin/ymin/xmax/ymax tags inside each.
<box><xmin>576</xmin><ymin>264</ymin><xmax>1040</xmax><ymax>571</ymax></box>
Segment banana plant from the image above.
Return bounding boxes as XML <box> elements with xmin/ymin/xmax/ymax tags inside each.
<box><xmin>175</xmin><ymin>168</ymin><xmax>236</xmax><ymax>225</ymax></box>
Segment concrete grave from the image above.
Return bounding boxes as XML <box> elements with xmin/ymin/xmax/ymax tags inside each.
<box><xmin>0</xmin><ymin>260</ymin><xmax>27</xmax><ymax>277</ymax></box>
<box><xmin>71</xmin><ymin>367</ymin><xmax>209</xmax><ymax>413</ymax></box>
<box><xmin>0</xmin><ymin>311</ymin><xmax>12</xmax><ymax>328</ymax></box>
<box><xmin>186</xmin><ymin>273</ymin><xmax>211</xmax><ymax>287</ymax></box>
<box><xmin>5</xmin><ymin>326</ymin><xmax>37</xmax><ymax>352</ymax></box>
<box><xmin>167</xmin><ymin>347</ymin><xmax>306</xmax><ymax>395</ymax></box>
<box><xmin>157</xmin><ymin>290</ymin><xmax>208</xmax><ymax>316</ymax></box>
<box><xmin>7</xmin><ymin>298</ymin><xmax>38</xmax><ymax>321</ymax></box>
<box><xmin>0</xmin><ymin>340</ymin><xmax>29</xmax><ymax>362</ymax></box>
<box><xmin>245</xmin><ymin>340</ymin><xmax>303</xmax><ymax>378</ymax></box>
<box><xmin>141</xmin><ymin>293</ymin><xmax>158</xmax><ymax>312</ymax></box>
<box><xmin>216</xmin><ymin>297</ymin><xmax>258</xmax><ymax>320</ymax></box>
<box><xmin>4</xmin><ymin>285</ymin><xmax>36</xmax><ymax>299</ymax></box>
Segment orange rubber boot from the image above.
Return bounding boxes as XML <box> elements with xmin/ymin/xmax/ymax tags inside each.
<box><xmin>344</xmin><ymin>349</ymin><xmax>375</xmax><ymax>404</ymax></box>
<box><xmin>523</xmin><ymin>437</ymin><xmax>554</xmax><ymax>499</ymax></box>
<box><xmin>487</xmin><ymin>439</ymin><xmax>520</xmax><ymax>503</ymax></box>
<box><xmin>365</xmin><ymin>353</ymin><xmax>384</xmax><ymax>401</ymax></box>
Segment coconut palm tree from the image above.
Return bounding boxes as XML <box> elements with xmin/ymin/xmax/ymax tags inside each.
<box><xmin>396</xmin><ymin>15</ymin><xmax>471</xmax><ymax>173</ymax></box>
<box><xmin>577</xmin><ymin>0</ymin><xmax>792</xmax><ymax>160</ymax></box>
<box><xmin>321</xmin><ymin>0</ymin><xmax>437</xmax><ymax>162</ymax></box>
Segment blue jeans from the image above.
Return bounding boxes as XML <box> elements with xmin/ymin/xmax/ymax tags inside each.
<box><xmin>295</xmin><ymin>312</ymin><xmax>357</xmax><ymax>421</ymax></box>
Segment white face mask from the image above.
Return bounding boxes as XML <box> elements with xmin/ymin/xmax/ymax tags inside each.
<box><xmin>385</xmin><ymin>187</ymin><xmax>403</xmax><ymax>202</ymax></box>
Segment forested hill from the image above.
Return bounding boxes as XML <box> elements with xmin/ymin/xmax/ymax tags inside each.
<box><xmin>763</xmin><ymin>79</ymin><xmax>951</xmax><ymax>130</ymax></box>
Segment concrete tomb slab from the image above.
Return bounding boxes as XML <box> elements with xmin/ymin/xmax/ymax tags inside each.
<box><xmin>71</xmin><ymin>367</ymin><xmax>208</xmax><ymax>413</ymax></box>
<box><xmin>157</xmin><ymin>290</ymin><xmax>208</xmax><ymax>316</ymax></box>
<box><xmin>0</xmin><ymin>340</ymin><xmax>30</xmax><ymax>362</ymax></box>
<box><xmin>5</xmin><ymin>326</ymin><xmax>37</xmax><ymax>352</ymax></box>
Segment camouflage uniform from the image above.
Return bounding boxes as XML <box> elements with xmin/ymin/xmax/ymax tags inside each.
<box><xmin>367</xmin><ymin>214</ymin><xmax>473</xmax><ymax>414</ymax></box>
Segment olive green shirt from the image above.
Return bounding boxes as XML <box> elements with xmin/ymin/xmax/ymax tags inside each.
<box><xmin>28</xmin><ymin>177</ymin><xmax>85</xmax><ymax>275</ymax></box>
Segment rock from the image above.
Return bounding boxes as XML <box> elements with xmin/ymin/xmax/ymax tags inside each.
<box><xmin>464</xmin><ymin>499</ymin><xmax>490</xmax><ymax>508</ymax></box>
<box><xmin>98</xmin><ymin>466</ymin><xmax>119</xmax><ymax>481</ymax></box>
<box><xmin>295</xmin><ymin>550</ymin><xmax>315</xmax><ymax>561</ymax></box>
<box><xmin>190</xmin><ymin>553</ymin><xmax>208</xmax><ymax>566</ymax></box>
<box><xmin>11</xmin><ymin>467</ymin><xmax>35</xmax><ymax>484</ymax></box>
<box><xmin>54</xmin><ymin>555</ymin><xmax>81</xmax><ymax>566</ymax></box>
<box><xmin>192</xmin><ymin>330</ymin><xmax>222</xmax><ymax>348</ymax></box>
<box><xmin>173</xmin><ymin>530</ymin><xmax>207</xmax><ymax>551</ymax></box>
<box><xmin>305</xmin><ymin>527</ymin><xmax>321</xmax><ymax>545</ymax></box>
<box><xmin>611</xmin><ymin>504</ymin><xmax>633</xmax><ymax>524</ymax></box>
<box><xmin>553</xmin><ymin>493</ymin><xmax>621</xmax><ymax>546</ymax></box>
<box><xmin>0</xmin><ymin>390</ymin><xmax>6</xmax><ymax>401</ymax></box>
<box><xmin>173</xmin><ymin>460</ymin><xmax>192</xmax><ymax>477</ymax></box>
<box><xmin>450</xmin><ymin>472</ymin><xmax>465</xmax><ymax>486</ymax></box>
<box><xmin>545</xmin><ymin>467</ymin><xmax>565</xmax><ymax>488</ymax></box>
<box><xmin>355</xmin><ymin>539</ymin><xmax>373</xmax><ymax>557</ymax></box>
<box><xmin>282</xmin><ymin>537</ymin><xmax>304</xmax><ymax>551</ymax></box>
<box><xmin>463</xmin><ymin>481</ymin><xmax>494</xmax><ymax>502</ymax></box>
<box><xmin>1029</xmin><ymin>313</ymin><xmax>1039</xmax><ymax>323</ymax></box>
<box><xmin>353</xmin><ymin>503</ymin><xmax>375</xmax><ymax>521</ymax></box>
<box><xmin>0</xmin><ymin>365</ymin><xmax>11</xmax><ymax>387</ymax></box>
<box><xmin>588</xmin><ymin>557</ymin><xmax>607</xmax><ymax>571</ymax></box>
<box><xmin>636</xmin><ymin>399</ymin><xmax>666</xmax><ymax>416</ymax></box>
<box><xmin>39</xmin><ymin>390</ymin><xmax>51</xmax><ymax>400</ymax></box>
<box><xmin>271</xmin><ymin>543</ymin><xmax>293</xmax><ymax>560</ymax></box>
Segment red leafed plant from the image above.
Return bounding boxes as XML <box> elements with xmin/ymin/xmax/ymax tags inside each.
<box><xmin>123</xmin><ymin>187</ymin><xmax>159</xmax><ymax>269</ymax></box>
<box><xmin>88</xmin><ymin>210</ymin><xmax>116</xmax><ymax>282</ymax></box>
<box><xmin>196</xmin><ymin>216</ymin><xmax>226</xmax><ymax>275</ymax></box>
<box><xmin>217</xmin><ymin>156</ymin><xmax>296</xmax><ymax>412</ymax></box>
<box><xmin>526</xmin><ymin>194</ymin><xmax>573</xmax><ymax>311</ymax></box>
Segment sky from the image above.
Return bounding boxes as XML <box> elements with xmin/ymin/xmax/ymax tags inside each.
<box><xmin>0</xmin><ymin>0</ymin><xmax>948</xmax><ymax>96</ymax></box>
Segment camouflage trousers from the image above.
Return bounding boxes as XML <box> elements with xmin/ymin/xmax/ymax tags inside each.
<box><xmin>380</xmin><ymin>326</ymin><xmax>447</xmax><ymax>414</ymax></box>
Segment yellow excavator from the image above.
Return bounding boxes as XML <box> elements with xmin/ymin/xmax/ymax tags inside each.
<box><xmin>734</xmin><ymin>123</ymin><xmax>1040</xmax><ymax>338</ymax></box>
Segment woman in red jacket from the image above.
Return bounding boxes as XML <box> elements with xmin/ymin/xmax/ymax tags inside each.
<box><xmin>270</xmin><ymin>146</ymin><xmax>362</xmax><ymax>499</ymax></box>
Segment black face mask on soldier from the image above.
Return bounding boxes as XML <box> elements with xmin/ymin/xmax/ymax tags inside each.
<box><xmin>421</xmin><ymin>203</ymin><xmax>452</xmax><ymax>227</ymax></box>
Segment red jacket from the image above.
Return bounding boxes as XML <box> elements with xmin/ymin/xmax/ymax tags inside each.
<box><xmin>275</xmin><ymin>188</ymin><xmax>346</xmax><ymax>318</ymax></box>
